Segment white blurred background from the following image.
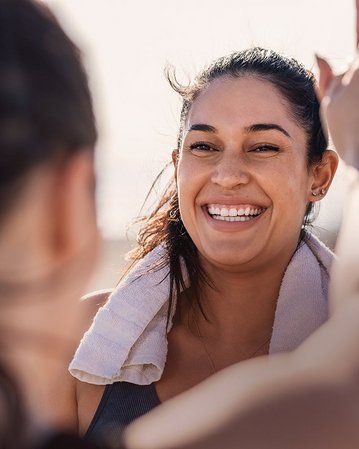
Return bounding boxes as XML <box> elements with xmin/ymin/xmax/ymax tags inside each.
<box><xmin>44</xmin><ymin>0</ymin><xmax>356</xmax><ymax>290</ymax></box>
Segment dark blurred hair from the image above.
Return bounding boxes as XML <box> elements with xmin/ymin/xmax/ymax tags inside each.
<box><xmin>0</xmin><ymin>0</ymin><xmax>97</xmax><ymax>447</ymax></box>
<box><xmin>0</xmin><ymin>0</ymin><xmax>97</xmax><ymax>221</ymax></box>
<box><xmin>129</xmin><ymin>47</ymin><xmax>328</xmax><ymax>322</ymax></box>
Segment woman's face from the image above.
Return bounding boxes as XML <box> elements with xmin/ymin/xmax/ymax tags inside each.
<box><xmin>176</xmin><ymin>75</ymin><xmax>316</xmax><ymax>271</ymax></box>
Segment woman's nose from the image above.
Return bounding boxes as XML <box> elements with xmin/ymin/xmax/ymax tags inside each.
<box><xmin>211</xmin><ymin>157</ymin><xmax>251</xmax><ymax>189</ymax></box>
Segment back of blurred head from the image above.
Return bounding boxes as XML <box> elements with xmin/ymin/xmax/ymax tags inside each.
<box><xmin>0</xmin><ymin>0</ymin><xmax>97</xmax><ymax>209</ymax></box>
<box><xmin>0</xmin><ymin>0</ymin><xmax>99</xmax><ymax>444</ymax></box>
<box><xmin>0</xmin><ymin>0</ymin><xmax>98</xmax><ymax>279</ymax></box>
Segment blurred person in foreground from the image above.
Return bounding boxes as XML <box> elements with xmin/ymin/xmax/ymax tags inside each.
<box><xmin>120</xmin><ymin>2</ymin><xmax>359</xmax><ymax>448</ymax></box>
<box><xmin>0</xmin><ymin>0</ymin><xmax>113</xmax><ymax>447</ymax></box>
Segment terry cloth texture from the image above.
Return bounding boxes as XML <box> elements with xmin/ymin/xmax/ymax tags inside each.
<box><xmin>69</xmin><ymin>233</ymin><xmax>334</xmax><ymax>385</ymax></box>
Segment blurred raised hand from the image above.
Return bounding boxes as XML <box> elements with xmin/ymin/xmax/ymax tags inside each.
<box><xmin>316</xmin><ymin>0</ymin><xmax>359</xmax><ymax>170</ymax></box>
<box><xmin>317</xmin><ymin>1</ymin><xmax>359</xmax><ymax>312</ymax></box>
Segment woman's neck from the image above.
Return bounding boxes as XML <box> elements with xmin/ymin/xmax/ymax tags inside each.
<box><xmin>188</xmin><ymin>243</ymin><xmax>298</xmax><ymax>344</ymax></box>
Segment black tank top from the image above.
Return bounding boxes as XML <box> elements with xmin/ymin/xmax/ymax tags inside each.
<box><xmin>39</xmin><ymin>431</ymin><xmax>122</xmax><ymax>449</ymax></box>
<box><xmin>85</xmin><ymin>382</ymin><xmax>161</xmax><ymax>443</ymax></box>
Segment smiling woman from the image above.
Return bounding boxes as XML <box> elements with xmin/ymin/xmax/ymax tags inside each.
<box><xmin>69</xmin><ymin>47</ymin><xmax>338</xmax><ymax>441</ymax></box>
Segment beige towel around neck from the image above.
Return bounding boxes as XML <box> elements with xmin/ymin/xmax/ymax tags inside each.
<box><xmin>69</xmin><ymin>233</ymin><xmax>333</xmax><ymax>385</ymax></box>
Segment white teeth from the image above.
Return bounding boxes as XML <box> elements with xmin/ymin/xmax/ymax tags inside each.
<box><xmin>212</xmin><ymin>215</ymin><xmax>253</xmax><ymax>222</ymax></box>
<box><xmin>207</xmin><ymin>205</ymin><xmax>264</xmax><ymax>219</ymax></box>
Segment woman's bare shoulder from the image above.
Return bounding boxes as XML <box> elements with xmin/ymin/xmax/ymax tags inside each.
<box><xmin>81</xmin><ymin>288</ymin><xmax>113</xmax><ymax>304</ymax></box>
<box><xmin>70</xmin><ymin>288</ymin><xmax>114</xmax><ymax>346</ymax></box>
<box><xmin>80</xmin><ymin>288</ymin><xmax>113</xmax><ymax>319</ymax></box>
<box><xmin>73</xmin><ymin>289</ymin><xmax>113</xmax><ymax>433</ymax></box>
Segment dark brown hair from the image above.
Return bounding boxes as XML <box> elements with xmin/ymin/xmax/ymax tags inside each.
<box><xmin>129</xmin><ymin>47</ymin><xmax>328</xmax><ymax>322</ymax></box>
<box><xmin>0</xmin><ymin>0</ymin><xmax>97</xmax><ymax>221</ymax></box>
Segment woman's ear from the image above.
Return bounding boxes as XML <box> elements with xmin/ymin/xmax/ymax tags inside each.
<box><xmin>309</xmin><ymin>150</ymin><xmax>339</xmax><ymax>202</ymax></box>
<box><xmin>50</xmin><ymin>150</ymin><xmax>99</xmax><ymax>265</ymax></box>
<box><xmin>0</xmin><ymin>150</ymin><xmax>99</xmax><ymax>284</ymax></box>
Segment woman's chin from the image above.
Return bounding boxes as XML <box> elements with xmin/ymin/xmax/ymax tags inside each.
<box><xmin>198</xmin><ymin>244</ymin><xmax>263</xmax><ymax>272</ymax></box>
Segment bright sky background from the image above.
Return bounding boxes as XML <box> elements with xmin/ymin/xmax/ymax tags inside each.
<box><xmin>46</xmin><ymin>0</ymin><xmax>355</xmax><ymax>239</ymax></box>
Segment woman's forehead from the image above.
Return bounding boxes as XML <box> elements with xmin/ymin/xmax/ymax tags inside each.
<box><xmin>186</xmin><ymin>75</ymin><xmax>300</xmax><ymax>134</ymax></box>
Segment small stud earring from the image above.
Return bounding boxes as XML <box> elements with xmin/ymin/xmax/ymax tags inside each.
<box><xmin>312</xmin><ymin>188</ymin><xmax>326</xmax><ymax>197</ymax></box>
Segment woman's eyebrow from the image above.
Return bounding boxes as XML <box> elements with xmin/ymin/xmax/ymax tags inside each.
<box><xmin>187</xmin><ymin>123</ymin><xmax>291</xmax><ymax>138</ymax></box>
<box><xmin>188</xmin><ymin>123</ymin><xmax>217</xmax><ymax>133</ymax></box>
<box><xmin>245</xmin><ymin>123</ymin><xmax>291</xmax><ymax>138</ymax></box>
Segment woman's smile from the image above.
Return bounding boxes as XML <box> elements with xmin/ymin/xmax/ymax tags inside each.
<box><xmin>203</xmin><ymin>206</ymin><xmax>266</xmax><ymax>232</ymax></box>
<box><xmin>206</xmin><ymin>204</ymin><xmax>265</xmax><ymax>220</ymax></box>
<box><xmin>200</xmin><ymin>202</ymin><xmax>267</xmax><ymax>232</ymax></box>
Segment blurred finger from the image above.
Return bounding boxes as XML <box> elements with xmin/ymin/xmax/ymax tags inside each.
<box><xmin>356</xmin><ymin>0</ymin><xmax>359</xmax><ymax>48</ymax></box>
<box><xmin>316</xmin><ymin>55</ymin><xmax>335</xmax><ymax>98</ymax></box>
<box><xmin>326</xmin><ymin>73</ymin><xmax>345</xmax><ymax>99</ymax></box>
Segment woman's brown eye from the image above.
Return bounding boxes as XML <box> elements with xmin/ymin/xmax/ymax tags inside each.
<box><xmin>190</xmin><ymin>142</ymin><xmax>216</xmax><ymax>152</ymax></box>
<box><xmin>251</xmin><ymin>145</ymin><xmax>279</xmax><ymax>153</ymax></box>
